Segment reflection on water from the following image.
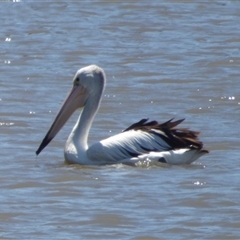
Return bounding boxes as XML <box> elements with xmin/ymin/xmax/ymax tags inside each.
<box><xmin>0</xmin><ymin>1</ymin><xmax>240</xmax><ymax>239</ymax></box>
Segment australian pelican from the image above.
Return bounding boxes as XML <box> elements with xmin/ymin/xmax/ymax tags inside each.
<box><xmin>36</xmin><ymin>65</ymin><xmax>208</xmax><ymax>165</ymax></box>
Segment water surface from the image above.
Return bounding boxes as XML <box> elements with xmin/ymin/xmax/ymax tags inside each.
<box><xmin>0</xmin><ymin>1</ymin><xmax>240</xmax><ymax>239</ymax></box>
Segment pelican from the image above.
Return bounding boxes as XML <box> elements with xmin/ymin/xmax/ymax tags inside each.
<box><xmin>36</xmin><ymin>65</ymin><xmax>208</xmax><ymax>165</ymax></box>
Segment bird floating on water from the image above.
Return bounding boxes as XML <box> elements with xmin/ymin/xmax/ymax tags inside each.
<box><xmin>36</xmin><ymin>65</ymin><xmax>208</xmax><ymax>165</ymax></box>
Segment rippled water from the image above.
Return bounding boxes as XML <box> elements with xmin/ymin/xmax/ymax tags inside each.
<box><xmin>1</xmin><ymin>1</ymin><xmax>240</xmax><ymax>239</ymax></box>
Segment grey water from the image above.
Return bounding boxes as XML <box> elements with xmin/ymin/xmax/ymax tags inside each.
<box><xmin>0</xmin><ymin>1</ymin><xmax>240</xmax><ymax>239</ymax></box>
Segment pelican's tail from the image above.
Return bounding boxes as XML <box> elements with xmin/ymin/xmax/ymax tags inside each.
<box><xmin>122</xmin><ymin>148</ymin><xmax>208</xmax><ymax>166</ymax></box>
<box><xmin>158</xmin><ymin>148</ymin><xmax>208</xmax><ymax>165</ymax></box>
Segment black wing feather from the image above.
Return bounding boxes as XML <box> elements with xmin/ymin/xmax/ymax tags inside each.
<box><xmin>124</xmin><ymin>118</ymin><xmax>208</xmax><ymax>152</ymax></box>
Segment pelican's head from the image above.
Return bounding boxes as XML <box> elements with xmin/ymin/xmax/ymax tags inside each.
<box><xmin>36</xmin><ymin>65</ymin><xmax>106</xmax><ymax>155</ymax></box>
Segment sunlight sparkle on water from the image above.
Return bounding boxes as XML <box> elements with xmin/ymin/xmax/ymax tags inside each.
<box><xmin>0</xmin><ymin>122</ymin><xmax>14</xmax><ymax>126</ymax></box>
<box><xmin>221</xmin><ymin>96</ymin><xmax>236</xmax><ymax>100</ymax></box>
<box><xmin>193</xmin><ymin>181</ymin><xmax>206</xmax><ymax>186</ymax></box>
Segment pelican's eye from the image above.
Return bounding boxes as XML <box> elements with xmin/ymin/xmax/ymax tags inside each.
<box><xmin>75</xmin><ymin>77</ymin><xmax>80</xmax><ymax>86</ymax></box>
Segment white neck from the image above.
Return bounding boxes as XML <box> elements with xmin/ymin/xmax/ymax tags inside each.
<box><xmin>65</xmin><ymin>88</ymin><xmax>103</xmax><ymax>162</ymax></box>
<box><xmin>75</xmin><ymin>96</ymin><xmax>100</xmax><ymax>149</ymax></box>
